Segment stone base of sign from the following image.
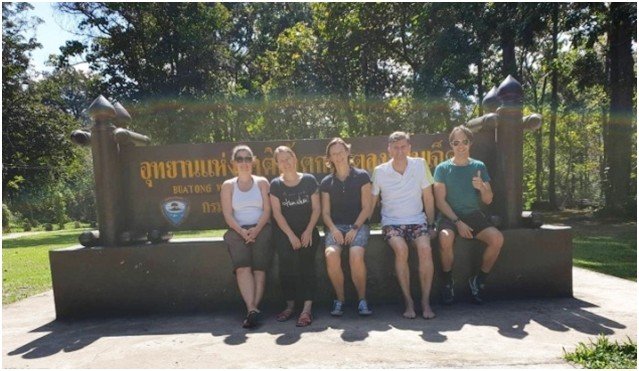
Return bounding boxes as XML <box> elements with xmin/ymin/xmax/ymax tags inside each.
<box><xmin>49</xmin><ymin>226</ymin><xmax>572</xmax><ymax>319</ymax></box>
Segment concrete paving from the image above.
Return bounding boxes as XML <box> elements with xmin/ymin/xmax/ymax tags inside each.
<box><xmin>2</xmin><ymin>267</ymin><xmax>636</xmax><ymax>369</ymax></box>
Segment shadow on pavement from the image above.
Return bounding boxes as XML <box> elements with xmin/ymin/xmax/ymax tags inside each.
<box><xmin>8</xmin><ymin>296</ymin><xmax>625</xmax><ymax>360</ymax></box>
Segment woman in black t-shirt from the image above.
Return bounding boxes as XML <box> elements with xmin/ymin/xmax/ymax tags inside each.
<box><xmin>320</xmin><ymin>138</ymin><xmax>373</xmax><ymax>317</ymax></box>
<box><xmin>269</xmin><ymin>146</ymin><xmax>321</xmax><ymax>327</ymax></box>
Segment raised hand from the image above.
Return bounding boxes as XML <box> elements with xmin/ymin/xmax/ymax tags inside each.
<box><xmin>472</xmin><ymin>170</ymin><xmax>484</xmax><ymax>191</ymax></box>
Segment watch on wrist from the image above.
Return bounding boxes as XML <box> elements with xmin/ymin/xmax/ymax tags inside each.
<box><xmin>453</xmin><ymin>218</ymin><xmax>460</xmax><ymax>224</ymax></box>
<box><xmin>351</xmin><ymin>224</ymin><xmax>360</xmax><ymax>231</ymax></box>
<box><xmin>428</xmin><ymin>223</ymin><xmax>436</xmax><ymax>230</ymax></box>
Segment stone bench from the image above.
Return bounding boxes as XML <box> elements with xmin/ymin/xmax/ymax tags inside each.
<box><xmin>50</xmin><ymin>225</ymin><xmax>572</xmax><ymax>319</ymax></box>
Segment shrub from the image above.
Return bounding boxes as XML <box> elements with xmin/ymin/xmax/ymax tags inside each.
<box><xmin>22</xmin><ymin>220</ymin><xmax>32</xmax><ymax>232</ymax></box>
<box><xmin>564</xmin><ymin>335</ymin><xmax>637</xmax><ymax>369</ymax></box>
<box><xmin>74</xmin><ymin>221</ymin><xmax>81</xmax><ymax>229</ymax></box>
<box><xmin>2</xmin><ymin>204</ymin><xmax>12</xmax><ymax>232</ymax></box>
<box><xmin>44</xmin><ymin>223</ymin><xmax>53</xmax><ymax>231</ymax></box>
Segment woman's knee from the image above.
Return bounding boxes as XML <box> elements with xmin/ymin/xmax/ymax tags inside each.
<box><xmin>325</xmin><ymin>246</ymin><xmax>341</xmax><ymax>265</ymax></box>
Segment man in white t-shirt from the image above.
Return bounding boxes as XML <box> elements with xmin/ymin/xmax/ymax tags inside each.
<box><xmin>371</xmin><ymin>131</ymin><xmax>437</xmax><ymax>319</ymax></box>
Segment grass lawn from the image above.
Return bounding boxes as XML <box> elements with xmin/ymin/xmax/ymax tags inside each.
<box><xmin>2</xmin><ymin>210</ymin><xmax>636</xmax><ymax>304</ymax></box>
<box><xmin>1</xmin><ymin>229</ymin><xmax>224</xmax><ymax>304</ymax></box>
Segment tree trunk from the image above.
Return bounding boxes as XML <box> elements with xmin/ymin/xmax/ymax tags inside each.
<box><xmin>603</xmin><ymin>2</ymin><xmax>635</xmax><ymax>215</ymax></box>
<box><xmin>500</xmin><ymin>27</ymin><xmax>517</xmax><ymax>79</ymax></box>
<box><xmin>548</xmin><ymin>4</ymin><xmax>559</xmax><ymax>209</ymax></box>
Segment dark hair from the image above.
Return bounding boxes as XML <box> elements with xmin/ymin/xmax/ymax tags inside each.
<box><xmin>325</xmin><ymin>138</ymin><xmax>352</xmax><ymax>172</ymax></box>
<box><xmin>449</xmin><ymin>126</ymin><xmax>473</xmax><ymax>143</ymax></box>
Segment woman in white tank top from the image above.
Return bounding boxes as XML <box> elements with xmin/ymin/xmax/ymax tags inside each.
<box><xmin>221</xmin><ymin>145</ymin><xmax>273</xmax><ymax>329</ymax></box>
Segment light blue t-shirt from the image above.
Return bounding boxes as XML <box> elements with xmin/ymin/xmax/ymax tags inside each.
<box><xmin>433</xmin><ymin>158</ymin><xmax>490</xmax><ymax>216</ymax></box>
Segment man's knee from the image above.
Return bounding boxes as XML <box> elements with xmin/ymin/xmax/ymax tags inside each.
<box><xmin>438</xmin><ymin>229</ymin><xmax>455</xmax><ymax>250</ymax></box>
<box><xmin>479</xmin><ymin>227</ymin><xmax>504</xmax><ymax>249</ymax></box>
<box><xmin>388</xmin><ymin>238</ymin><xmax>409</xmax><ymax>260</ymax></box>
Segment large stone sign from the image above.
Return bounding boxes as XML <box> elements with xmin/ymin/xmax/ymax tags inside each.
<box><xmin>50</xmin><ymin>75</ymin><xmax>571</xmax><ymax>319</ymax></box>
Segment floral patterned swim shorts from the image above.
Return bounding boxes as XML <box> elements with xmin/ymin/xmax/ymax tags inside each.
<box><xmin>382</xmin><ymin>224</ymin><xmax>430</xmax><ymax>241</ymax></box>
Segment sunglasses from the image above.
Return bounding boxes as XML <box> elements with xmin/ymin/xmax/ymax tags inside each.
<box><xmin>235</xmin><ymin>156</ymin><xmax>253</xmax><ymax>163</ymax></box>
<box><xmin>450</xmin><ymin>139</ymin><xmax>470</xmax><ymax>147</ymax></box>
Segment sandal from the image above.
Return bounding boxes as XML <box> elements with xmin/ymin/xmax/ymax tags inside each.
<box><xmin>296</xmin><ymin>311</ymin><xmax>313</xmax><ymax>327</ymax></box>
<box><xmin>242</xmin><ymin>310</ymin><xmax>259</xmax><ymax>329</ymax></box>
<box><xmin>276</xmin><ymin>308</ymin><xmax>294</xmax><ymax>322</ymax></box>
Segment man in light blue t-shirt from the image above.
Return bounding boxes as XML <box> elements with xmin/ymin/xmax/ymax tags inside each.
<box><xmin>433</xmin><ymin>125</ymin><xmax>504</xmax><ymax>305</ymax></box>
<box><xmin>371</xmin><ymin>131</ymin><xmax>437</xmax><ymax>320</ymax></box>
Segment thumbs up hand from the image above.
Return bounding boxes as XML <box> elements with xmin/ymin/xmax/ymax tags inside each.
<box><xmin>472</xmin><ymin>170</ymin><xmax>484</xmax><ymax>191</ymax></box>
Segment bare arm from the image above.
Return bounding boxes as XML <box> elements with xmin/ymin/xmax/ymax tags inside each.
<box><xmin>321</xmin><ymin>190</ymin><xmax>345</xmax><ymax>246</ymax></box>
<box><xmin>301</xmin><ymin>191</ymin><xmax>321</xmax><ymax>248</ymax></box>
<box><xmin>270</xmin><ymin>193</ymin><xmax>300</xmax><ymax>249</ymax></box>
<box><xmin>221</xmin><ymin>180</ymin><xmax>241</xmax><ymax>233</ymax></box>
<box><xmin>356</xmin><ymin>183</ymin><xmax>372</xmax><ymax>227</ymax></box>
<box><xmin>433</xmin><ymin>182</ymin><xmax>457</xmax><ymax>222</ymax></box>
<box><xmin>321</xmin><ymin>191</ymin><xmax>336</xmax><ymax>231</ymax></box>
<box><xmin>434</xmin><ymin>181</ymin><xmax>473</xmax><ymax>239</ymax></box>
<box><xmin>369</xmin><ymin>192</ymin><xmax>380</xmax><ymax>222</ymax></box>
<box><xmin>245</xmin><ymin>177</ymin><xmax>272</xmax><ymax>241</ymax></box>
<box><xmin>220</xmin><ymin>180</ymin><xmax>250</xmax><ymax>242</ymax></box>
<box><xmin>472</xmin><ymin>170</ymin><xmax>493</xmax><ymax>205</ymax></box>
<box><xmin>422</xmin><ymin>184</ymin><xmax>435</xmax><ymax>225</ymax></box>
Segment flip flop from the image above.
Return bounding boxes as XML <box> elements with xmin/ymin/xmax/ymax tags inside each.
<box><xmin>242</xmin><ymin>310</ymin><xmax>259</xmax><ymax>328</ymax></box>
<box><xmin>296</xmin><ymin>311</ymin><xmax>313</xmax><ymax>327</ymax></box>
<box><xmin>276</xmin><ymin>308</ymin><xmax>294</xmax><ymax>322</ymax></box>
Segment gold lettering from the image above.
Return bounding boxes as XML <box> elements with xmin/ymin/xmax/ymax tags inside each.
<box><xmin>140</xmin><ymin>162</ymin><xmax>154</xmax><ymax>188</ymax></box>
<box><xmin>172</xmin><ymin>184</ymin><xmax>214</xmax><ymax>195</ymax></box>
<box><xmin>202</xmin><ymin>201</ymin><xmax>222</xmax><ymax>214</ymax></box>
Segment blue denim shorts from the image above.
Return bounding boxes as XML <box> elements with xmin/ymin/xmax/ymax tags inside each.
<box><xmin>324</xmin><ymin>224</ymin><xmax>370</xmax><ymax>248</ymax></box>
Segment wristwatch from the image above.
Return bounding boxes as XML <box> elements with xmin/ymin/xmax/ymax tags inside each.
<box><xmin>452</xmin><ymin>218</ymin><xmax>460</xmax><ymax>224</ymax></box>
<box><xmin>351</xmin><ymin>224</ymin><xmax>360</xmax><ymax>231</ymax></box>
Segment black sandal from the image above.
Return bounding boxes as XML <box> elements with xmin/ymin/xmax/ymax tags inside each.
<box><xmin>242</xmin><ymin>310</ymin><xmax>259</xmax><ymax>329</ymax></box>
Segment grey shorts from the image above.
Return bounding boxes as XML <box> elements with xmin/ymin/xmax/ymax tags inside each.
<box><xmin>223</xmin><ymin>223</ymin><xmax>273</xmax><ymax>272</ymax></box>
<box><xmin>324</xmin><ymin>224</ymin><xmax>370</xmax><ymax>248</ymax></box>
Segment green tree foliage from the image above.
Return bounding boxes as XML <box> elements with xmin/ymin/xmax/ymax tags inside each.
<box><xmin>3</xmin><ymin>3</ymin><xmax>636</xmax><ymax>222</ymax></box>
<box><xmin>2</xmin><ymin>3</ymin><xmax>76</xmax><ymax>199</ymax></box>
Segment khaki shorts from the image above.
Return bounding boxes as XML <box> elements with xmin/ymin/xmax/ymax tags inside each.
<box><xmin>223</xmin><ymin>223</ymin><xmax>273</xmax><ymax>272</ymax></box>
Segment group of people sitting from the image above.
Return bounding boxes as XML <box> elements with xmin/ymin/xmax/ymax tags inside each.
<box><xmin>221</xmin><ymin>126</ymin><xmax>504</xmax><ymax>329</ymax></box>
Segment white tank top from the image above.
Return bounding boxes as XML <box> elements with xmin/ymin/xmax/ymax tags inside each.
<box><xmin>232</xmin><ymin>176</ymin><xmax>263</xmax><ymax>226</ymax></box>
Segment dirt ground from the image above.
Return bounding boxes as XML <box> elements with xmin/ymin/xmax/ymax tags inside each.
<box><xmin>540</xmin><ymin>209</ymin><xmax>637</xmax><ymax>239</ymax></box>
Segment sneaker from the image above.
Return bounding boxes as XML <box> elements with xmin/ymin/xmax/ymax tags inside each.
<box><xmin>468</xmin><ymin>275</ymin><xmax>484</xmax><ymax>304</ymax></box>
<box><xmin>358</xmin><ymin>299</ymin><xmax>372</xmax><ymax>316</ymax></box>
<box><xmin>330</xmin><ymin>300</ymin><xmax>344</xmax><ymax>316</ymax></box>
<box><xmin>441</xmin><ymin>280</ymin><xmax>455</xmax><ymax>305</ymax></box>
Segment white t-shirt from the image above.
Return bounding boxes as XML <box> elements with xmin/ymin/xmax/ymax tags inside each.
<box><xmin>371</xmin><ymin>157</ymin><xmax>434</xmax><ymax>226</ymax></box>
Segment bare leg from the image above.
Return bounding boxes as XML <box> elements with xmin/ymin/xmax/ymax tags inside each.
<box><xmin>387</xmin><ymin>237</ymin><xmax>415</xmax><ymax>319</ymax></box>
<box><xmin>438</xmin><ymin>229</ymin><xmax>455</xmax><ymax>272</ymax></box>
<box><xmin>253</xmin><ymin>270</ymin><xmax>266</xmax><ymax>310</ymax></box>
<box><xmin>325</xmin><ymin>245</ymin><xmax>345</xmax><ymax>301</ymax></box>
<box><xmin>236</xmin><ymin>267</ymin><xmax>257</xmax><ymax>313</ymax></box>
<box><xmin>414</xmin><ymin>236</ymin><xmax>435</xmax><ymax>319</ymax></box>
<box><xmin>349</xmin><ymin>246</ymin><xmax>367</xmax><ymax>300</ymax></box>
<box><xmin>476</xmin><ymin>227</ymin><xmax>504</xmax><ymax>273</ymax></box>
